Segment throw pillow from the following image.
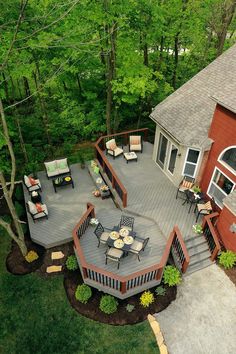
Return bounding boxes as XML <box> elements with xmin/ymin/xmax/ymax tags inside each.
<box><xmin>47</xmin><ymin>163</ymin><xmax>56</xmax><ymax>173</ymax></box>
<box><xmin>109</xmin><ymin>142</ymin><xmax>117</xmax><ymax>151</ymax></box>
<box><xmin>130</xmin><ymin>136</ymin><xmax>140</xmax><ymax>145</ymax></box>
<box><xmin>35</xmin><ymin>203</ymin><xmax>43</xmax><ymax>213</ymax></box>
<box><xmin>29</xmin><ymin>177</ymin><xmax>37</xmax><ymax>186</ymax></box>
<box><xmin>58</xmin><ymin>161</ymin><xmax>67</xmax><ymax>169</ymax></box>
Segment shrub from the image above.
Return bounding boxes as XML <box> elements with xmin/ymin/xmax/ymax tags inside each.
<box><xmin>192</xmin><ymin>185</ymin><xmax>201</xmax><ymax>193</ymax></box>
<box><xmin>15</xmin><ymin>185</ymin><xmax>24</xmax><ymax>201</ymax></box>
<box><xmin>99</xmin><ymin>295</ymin><xmax>118</xmax><ymax>314</ymax></box>
<box><xmin>163</xmin><ymin>265</ymin><xmax>181</xmax><ymax>286</ymax></box>
<box><xmin>14</xmin><ymin>201</ymin><xmax>25</xmax><ymax>218</ymax></box>
<box><xmin>155</xmin><ymin>286</ymin><xmax>166</xmax><ymax>296</ymax></box>
<box><xmin>126</xmin><ymin>304</ymin><xmax>135</xmax><ymax>313</ymax></box>
<box><xmin>140</xmin><ymin>291</ymin><xmax>154</xmax><ymax>308</ymax></box>
<box><xmin>218</xmin><ymin>251</ymin><xmax>236</xmax><ymax>269</ymax></box>
<box><xmin>75</xmin><ymin>284</ymin><xmax>92</xmax><ymax>304</ymax></box>
<box><xmin>25</xmin><ymin>250</ymin><xmax>39</xmax><ymax>263</ymax></box>
<box><xmin>66</xmin><ymin>255</ymin><xmax>78</xmax><ymax>271</ymax></box>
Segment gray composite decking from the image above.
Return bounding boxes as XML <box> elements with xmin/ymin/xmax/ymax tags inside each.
<box><xmin>106</xmin><ymin>142</ymin><xmax>198</xmax><ymax>240</ymax></box>
<box><xmin>24</xmin><ymin>142</ymin><xmax>200</xmax><ymax>278</ymax></box>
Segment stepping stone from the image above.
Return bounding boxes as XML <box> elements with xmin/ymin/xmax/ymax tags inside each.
<box><xmin>46</xmin><ymin>265</ymin><xmax>62</xmax><ymax>273</ymax></box>
<box><xmin>51</xmin><ymin>251</ymin><xmax>64</xmax><ymax>260</ymax></box>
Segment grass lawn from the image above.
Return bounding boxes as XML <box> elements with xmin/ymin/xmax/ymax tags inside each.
<box><xmin>0</xmin><ymin>235</ymin><xmax>159</xmax><ymax>354</ymax></box>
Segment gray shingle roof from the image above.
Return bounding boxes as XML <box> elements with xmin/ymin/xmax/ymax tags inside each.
<box><xmin>150</xmin><ymin>44</ymin><xmax>236</xmax><ymax>148</ymax></box>
<box><xmin>223</xmin><ymin>190</ymin><xmax>236</xmax><ymax>216</ymax></box>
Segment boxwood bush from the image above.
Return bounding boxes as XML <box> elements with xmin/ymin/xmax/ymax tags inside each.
<box><xmin>218</xmin><ymin>251</ymin><xmax>236</xmax><ymax>269</ymax></box>
<box><xmin>66</xmin><ymin>255</ymin><xmax>78</xmax><ymax>271</ymax></box>
<box><xmin>75</xmin><ymin>284</ymin><xmax>92</xmax><ymax>304</ymax></box>
<box><xmin>163</xmin><ymin>265</ymin><xmax>181</xmax><ymax>286</ymax></box>
<box><xmin>99</xmin><ymin>295</ymin><xmax>118</xmax><ymax>314</ymax></box>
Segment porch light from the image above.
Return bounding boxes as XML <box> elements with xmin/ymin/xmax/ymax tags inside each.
<box><xmin>229</xmin><ymin>223</ymin><xmax>236</xmax><ymax>233</ymax></box>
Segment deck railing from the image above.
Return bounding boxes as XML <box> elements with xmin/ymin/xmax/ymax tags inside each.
<box><xmin>94</xmin><ymin>128</ymin><xmax>150</xmax><ymax>207</ymax></box>
<box><xmin>73</xmin><ymin>205</ymin><xmax>189</xmax><ymax>297</ymax></box>
<box><xmin>202</xmin><ymin>212</ymin><xmax>221</xmax><ymax>261</ymax></box>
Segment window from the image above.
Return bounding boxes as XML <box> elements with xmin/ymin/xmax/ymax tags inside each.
<box><xmin>219</xmin><ymin>147</ymin><xmax>236</xmax><ymax>173</ymax></box>
<box><xmin>183</xmin><ymin>148</ymin><xmax>200</xmax><ymax>177</ymax></box>
<box><xmin>208</xmin><ymin>168</ymin><xmax>235</xmax><ymax>208</ymax></box>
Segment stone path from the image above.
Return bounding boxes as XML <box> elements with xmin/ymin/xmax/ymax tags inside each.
<box><xmin>156</xmin><ymin>265</ymin><xmax>236</xmax><ymax>354</ymax></box>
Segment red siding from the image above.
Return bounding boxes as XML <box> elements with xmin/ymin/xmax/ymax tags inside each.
<box><xmin>200</xmin><ymin>104</ymin><xmax>236</xmax><ymax>192</ymax></box>
<box><xmin>217</xmin><ymin>207</ymin><xmax>236</xmax><ymax>252</ymax></box>
<box><xmin>199</xmin><ymin>104</ymin><xmax>236</xmax><ymax>250</ymax></box>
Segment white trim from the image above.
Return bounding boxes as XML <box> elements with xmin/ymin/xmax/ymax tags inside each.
<box><xmin>218</xmin><ymin>145</ymin><xmax>236</xmax><ymax>176</ymax></box>
<box><xmin>182</xmin><ymin>148</ymin><xmax>201</xmax><ymax>178</ymax></box>
<box><xmin>167</xmin><ymin>142</ymin><xmax>178</xmax><ymax>175</ymax></box>
<box><xmin>207</xmin><ymin>166</ymin><xmax>236</xmax><ymax>208</ymax></box>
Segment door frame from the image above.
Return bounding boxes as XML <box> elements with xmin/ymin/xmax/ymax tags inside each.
<box><xmin>156</xmin><ymin>131</ymin><xmax>169</xmax><ymax>169</ymax></box>
<box><xmin>167</xmin><ymin>142</ymin><xmax>178</xmax><ymax>175</ymax></box>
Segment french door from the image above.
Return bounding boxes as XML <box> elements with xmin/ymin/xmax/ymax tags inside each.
<box><xmin>156</xmin><ymin>133</ymin><xmax>168</xmax><ymax>169</ymax></box>
<box><xmin>167</xmin><ymin>144</ymin><xmax>178</xmax><ymax>174</ymax></box>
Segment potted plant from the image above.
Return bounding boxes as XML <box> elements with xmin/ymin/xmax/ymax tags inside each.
<box><xmin>192</xmin><ymin>185</ymin><xmax>201</xmax><ymax>194</ymax></box>
<box><xmin>192</xmin><ymin>224</ymin><xmax>203</xmax><ymax>234</ymax></box>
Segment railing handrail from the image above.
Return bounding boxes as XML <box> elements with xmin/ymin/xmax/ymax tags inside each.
<box><xmin>202</xmin><ymin>212</ymin><xmax>221</xmax><ymax>260</ymax></box>
<box><xmin>159</xmin><ymin>225</ymin><xmax>190</xmax><ymax>273</ymax></box>
<box><xmin>96</xmin><ymin>128</ymin><xmax>149</xmax><ymax>141</ymax></box>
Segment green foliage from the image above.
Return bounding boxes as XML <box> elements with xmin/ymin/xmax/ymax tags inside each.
<box><xmin>218</xmin><ymin>251</ymin><xmax>236</xmax><ymax>269</ymax></box>
<box><xmin>140</xmin><ymin>291</ymin><xmax>154</xmax><ymax>308</ymax></box>
<box><xmin>1</xmin><ymin>215</ymin><xmax>12</xmax><ymax>224</ymax></box>
<box><xmin>155</xmin><ymin>286</ymin><xmax>166</xmax><ymax>296</ymax></box>
<box><xmin>126</xmin><ymin>304</ymin><xmax>135</xmax><ymax>313</ymax></box>
<box><xmin>66</xmin><ymin>255</ymin><xmax>78</xmax><ymax>271</ymax></box>
<box><xmin>25</xmin><ymin>250</ymin><xmax>39</xmax><ymax>263</ymax></box>
<box><xmin>75</xmin><ymin>284</ymin><xmax>92</xmax><ymax>304</ymax></box>
<box><xmin>99</xmin><ymin>295</ymin><xmax>118</xmax><ymax>314</ymax></box>
<box><xmin>14</xmin><ymin>201</ymin><xmax>25</xmax><ymax>218</ymax></box>
<box><xmin>14</xmin><ymin>185</ymin><xmax>24</xmax><ymax>201</ymax></box>
<box><xmin>192</xmin><ymin>185</ymin><xmax>201</xmax><ymax>193</ymax></box>
<box><xmin>163</xmin><ymin>266</ymin><xmax>182</xmax><ymax>287</ymax></box>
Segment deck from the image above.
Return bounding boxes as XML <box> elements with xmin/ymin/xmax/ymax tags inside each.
<box><xmin>106</xmin><ymin>142</ymin><xmax>198</xmax><ymax>240</ymax></box>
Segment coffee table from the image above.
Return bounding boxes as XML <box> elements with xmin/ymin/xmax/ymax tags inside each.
<box><xmin>123</xmin><ymin>152</ymin><xmax>138</xmax><ymax>163</ymax></box>
<box><xmin>52</xmin><ymin>175</ymin><xmax>74</xmax><ymax>193</ymax></box>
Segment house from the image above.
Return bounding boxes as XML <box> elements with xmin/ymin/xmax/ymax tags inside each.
<box><xmin>150</xmin><ymin>44</ymin><xmax>236</xmax><ymax>251</ymax></box>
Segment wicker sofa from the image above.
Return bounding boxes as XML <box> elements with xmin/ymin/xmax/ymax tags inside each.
<box><xmin>44</xmin><ymin>158</ymin><xmax>71</xmax><ymax>179</ymax></box>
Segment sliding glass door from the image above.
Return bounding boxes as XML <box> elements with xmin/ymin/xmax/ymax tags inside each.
<box><xmin>156</xmin><ymin>133</ymin><xmax>168</xmax><ymax>169</ymax></box>
<box><xmin>167</xmin><ymin>144</ymin><xmax>178</xmax><ymax>174</ymax></box>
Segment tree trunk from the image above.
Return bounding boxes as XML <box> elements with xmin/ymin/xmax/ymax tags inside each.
<box><xmin>16</xmin><ymin>78</ymin><xmax>23</xmax><ymax>99</ymax></box>
<box><xmin>2</xmin><ymin>72</ymin><xmax>9</xmax><ymax>102</ymax></box>
<box><xmin>172</xmin><ymin>33</ymin><xmax>180</xmax><ymax>89</ymax></box>
<box><xmin>23</xmin><ymin>76</ymin><xmax>31</xmax><ymax>97</ymax></box>
<box><xmin>76</xmin><ymin>73</ymin><xmax>83</xmax><ymax>95</ymax></box>
<box><xmin>0</xmin><ymin>171</ymin><xmax>27</xmax><ymax>256</ymax></box>
<box><xmin>0</xmin><ymin>99</ymin><xmax>16</xmax><ymax>198</ymax></box>
<box><xmin>33</xmin><ymin>67</ymin><xmax>52</xmax><ymax>148</ymax></box>
<box><xmin>216</xmin><ymin>1</ymin><xmax>236</xmax><ymax>56</ymax></box>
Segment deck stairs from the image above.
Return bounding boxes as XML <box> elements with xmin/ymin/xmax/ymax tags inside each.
<box><xmin>184</xmin><ymin>234</ymin><xmax>214</xmax><ymax>275</ymax></box>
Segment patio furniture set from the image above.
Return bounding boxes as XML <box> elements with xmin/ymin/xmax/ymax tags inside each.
<box><xmin>105</xmin><ymin>135</ymin><xmax>143</xmax><ymax>163</ymax></box>
<box><xmin>176</xmin><ymin>175</ymin><xmax>215</xmax><ymax>222</ymax></box>
<box><xmin>93</xmin><ymin>215</ymin><xmax>149</xmax><ymax>269</ymax></box>
<box><xmin>24</xmin><ymin>158</ymin><xmax>73</xmax><ymax>222</ymax></box>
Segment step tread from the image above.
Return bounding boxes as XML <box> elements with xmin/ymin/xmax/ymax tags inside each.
<box><xmin>188</xmin><ymin>243</ymin><xmax>210</xmax><ymax>257</ymax></box>
<box><xmin>185</xmin><ymin>236</ymin><xmax>207</xmax><ymax>249</ymax></box>
<box><xmin>185</xmin><ymin>258</ymin><xmax>214</xmax><ymax>276</ymax></box>
<box><xmin>189</xmin><ymin>252</ymin><xmax>211</xmax><ymax>267</ymax></box>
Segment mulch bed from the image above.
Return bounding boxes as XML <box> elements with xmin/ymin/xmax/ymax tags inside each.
<box><xmin>64</xmin><ymin>269</ymin><xmax>177</xmax><ymax>325</ymax></box>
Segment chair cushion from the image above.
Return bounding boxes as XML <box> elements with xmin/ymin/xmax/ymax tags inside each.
<box><xmin>24</xmin><ymin>175</ymin><xmax>31</xmax><ymax>188</ymax></box>
<box><xmin>130</xmin><ymin>240</ymin><xmax>143</xmax><ymax>252</ymax></box>
<box><xmin>45</xmin><ymin>161</ymin><xmax>57</xmax><ymax>173</ymax></box>
<box><xmin>120</xmin><ymin>225</ymin><xmax>132</xmax><ymax>231</ymax></box>
<box><xmin>33</xmin><ymin>204</ymin><xmax>48</xmax><ymax>219</ymax></box>
<box><xmin>113</xmin><ymin>147</ymin><xmax>123</xmax><ymax>156</ymax></box>
<box><xmin>198</xmin><ymin>201</ymin><xmax>212</xmax><ymax>211</ymax></box>
<box><xmin>28</xmin><ymin>201</ymin><xmax>37</xmax><ymax>215</ymax></box>
<box><xmin>130</xmin><ymin>136</ymin><xmax>141</xmax><ymax>145</ymax></box>
<box><xmin>130</xmin><ymin>144</ymin><xmax>142</xmax><ymax>151</ymax></box>
<box><xmin>182</xmin><ymin>180</ymin><xmax>193</xmax><ymax>189</ymax></box>
<box><xmin>28</xmin><ymin>179</ymin><xmax>41</xmax><ymax>192</ymax></box>
<box><xmin>107</xmin><ymin>247</ymin><xmax>123</xmax><ymax>259</ymax></box>
<box><xmin>100</xmin><ymin>232</ymin><xmax>110</xmax><ymax>242</ymax></box>
<box><xmin>106</xmin><ymin>139</ymin><xmax>116</xmax><ymax>150</ymax></box>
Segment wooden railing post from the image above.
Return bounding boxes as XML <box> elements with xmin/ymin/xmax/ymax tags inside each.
<box><xmin>123</xmin><ymin>192</ymin><xmax>127</xmax><ymax>208</ymax></box>
<box><xmin>156</xmin><ymin>268</ymin><xmax>163</xmax><ymax>280</ymax></box>
<box><xmin>121</xmin><ymin>281</ymin><xmax>127</xmax><ymax>294</ymax></box>
<box><xmin>144</xmin><ymin>128</ymin><xmax>148</xmax><ymax>141</ymax></box>
<box><xmin>82</xmin><ymin>267</ymin><xmax>88</xmax><ymax>279</ymax></box>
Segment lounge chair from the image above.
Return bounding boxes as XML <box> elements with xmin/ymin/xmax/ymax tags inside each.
<box><xmin>24</xmin><ymin>175</ymin><xmax>42</xmax><ymax>194</ymax></box>
<box><xmin>26</xmin><ymin>201</ymin><xmax>48</xmax><ymax>222</ymax></box>
<box><xmin>105</xmin><ymin>139</ymin><xmax>123</xmax><ymax>159</ymax></box>
<box><xmin>129</xmin><ymin>135</ymin><xmax>143</xmax><ymax>153</ymax></box>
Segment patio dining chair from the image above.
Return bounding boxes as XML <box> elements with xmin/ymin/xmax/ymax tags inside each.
<box><xmin>105</xmin><ymin>247</ymin><xmax>124</xmax><ymax>269</ymax></box>
<box><xmin>194</xmin><ymin>200</ymin><xmax>213</xmax><ymax>222</ymax></box>
<box><xmin>119</xmin><ymin>215</ymin><xmax>135</xmax><ymax>231</ymax></box>
<box><xmin>26</xmin><ymin>201</ymin><xmax>48</xmax><ymax>223</ymax></box>
<box><xmin>24</xmin><ymin>175</ymin><xmax>42</xmax><ymax>194</ymax></box>
<box><xmin>129</xmin><ymin>237</ymin><xmax>149</xmax><ymax>261</ymax></box>
<box><xmin>94</xmin><ymin>223</ymin><xmax>111</xmax><ymax>247</ymax></box>
<box><xmin>176</xmin><ymin>175</ymin><xmax>195</xmax><ymax>200</ymax></box>
<box><xmin>105</xmin><ymin>138</ymin><xmax>123</xmax><ymax>159</ymax></box>
<box><xmin>129</xmin><ymin>135</ymin><xmax>143</xmax><ymax>153</ymax></box>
